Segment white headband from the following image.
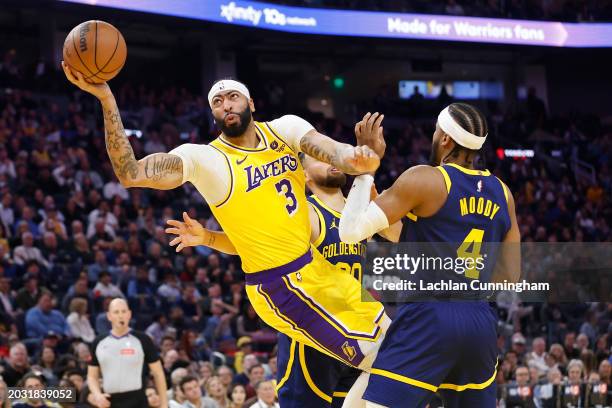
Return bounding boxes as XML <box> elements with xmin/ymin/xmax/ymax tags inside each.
<box><xmin>207</xmin><ymin>80</ymin><xmax>251</xmax><ymax>106</ymax></box>
<box><xmin>437</xmin><ymin>106</ymin><xmax>487</xmax><ymax>150</ymax></box>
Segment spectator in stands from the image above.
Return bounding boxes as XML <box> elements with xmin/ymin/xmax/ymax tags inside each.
<box><xmin>563</xmin><ymin>332</ymin><xmax>580</xmax><ymax>359</ymax></box>
<box><xmin>61</xmin><ymin>276</ymin><xmax>92</xmax><ymax>314</ymax></box>
<box><xmin>204</xmin><ymin>375</ymin><xmax>230</xmax><ymax>408</ymax></box>
<box><xmin>92</xmin><ymin>270</ymin><xmax>124</xmax><ymax>299</ymax></box>
<box><xmin>229</xmin><ymin>383</ymin><xmax>247</xmax><ymax>408</ymax></box>
<box><xmin>146</xmin><ymin>385</ymin><xmax>161</xmax><ymax>408</ymax></box>
<box><xmin>180</xmin><ymin>375</ymin><xmax>216</xmax><ymax>408</ymax></box>
<box><xmin>2</xmin><ymin>343</ymin><xmax>30</xmax><ymax>386</ymax></box>
<box><xmin>146</xmin><ymin>313</ymin><xmax>174</xmax><ymax>347</ymax></box>
<box><xmin>245</xmin><ymin>364</ymin><xmax>266</xmax><ymax>399</ymax></box>
<box><xmin>598</xmin><ymin>356</ymin><xmax>611</xmax><ymax>377</ymax></box>
<box><xmin>13</xmin><ymin>232</ymin><xmax>49</xmax><ymax>269</ymax></box>
<box><xmin>0</xmin><ymin>276</ymin><xmax>16</xmax><ymax>317</ymax></box>
<box><xmin>527</xmin><ymin>337</ymin><xmax>549</xmax><ymax>377</ymax></box>
<box><xmin>203</xmin><ymin>298</ymin><xmax>238</xmax><ymax>350</ymax></box>
<box><xmin>24</xmin><ymin>290</ymin><xmax>69</xmax><ymax>340</ymax></box>
<box><xmin>249</xmin><ymin>380</ymin><xmax>278</xmax><ymax>408</ymax></box>
<box><xmin>218</xmin><ymin>365</ymin><xmax>235</xmax><ymax>391</ymax></box>
<box><xmin>127</xmin><ymin>266</ymin><xmax>156</xmax><ymax>313</ymax></box>
<box><xmin>94</xmin><ymin>296</ymin><xmax>112</xmax><ymax>336</ymax></box>
<box><xmin>35</xmin><ymin>345</ymin><xmax>58</xmax><ymax>386</ymax></box>
<box><xmin>66</xmin><ymin>297</ymin><xmax>95</xmax><ymax>343</ymax></box>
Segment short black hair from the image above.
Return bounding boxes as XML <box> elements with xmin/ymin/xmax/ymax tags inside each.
<box><xmin>19</xmin><ymin>372</ymin><xmax>45</xmax><ymax>387</ymax></box>
<box><xmin>179</xmin><ymin>375</ymin><xmax>199</xmax><ymax>392</ymax></box>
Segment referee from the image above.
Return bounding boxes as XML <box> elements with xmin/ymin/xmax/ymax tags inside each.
<box><xmin>88</xmin><ymin>298</ymin><xmax>168</xmax><ymax>408</ymax></box>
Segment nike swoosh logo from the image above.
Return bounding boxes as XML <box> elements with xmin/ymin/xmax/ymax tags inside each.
<box><xmin>236</xmin><ymin>155</ymin><xmax>248</xmax><ymax>165</ymax></box>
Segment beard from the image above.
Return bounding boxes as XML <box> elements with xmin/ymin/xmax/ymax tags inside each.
<box><xmin>214</xmin><ymin>106</ymin><xmax>253</xmax><ymax>137</ymax></box>
<box><xmin>316</xmin><ymin>170</ymin><xmax>347</xmax><ymax>189</ymax></box>
<box><xmin>428</xmin><ymin>138</ymin><xmax>441</xmax><ymax>166</ymax></box>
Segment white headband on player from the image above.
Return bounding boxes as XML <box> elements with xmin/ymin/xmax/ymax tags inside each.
<box><xmin>207</xmin><ymin>80</ymin><xmax>251</xmax><ymax>106</ymax></box>
<box><xmin>437</xmin><ymin>106</ymin><xmax>487</xmax><ymax>150</ymax></box>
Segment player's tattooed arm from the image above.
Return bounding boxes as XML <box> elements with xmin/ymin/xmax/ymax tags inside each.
<box><xmin>61</xmin><ymin>61</ymin><xmax>183</xmax><ymax>190</ymax></box>
<box><xmin>101</xmin><ymin>98</ymin><xmax>183</xmax><ymax>190</ymax></box>
<box><xmin>299</xmin><ymin>130</ymin><xmax>380</xmax><ymax>175</ymax></box>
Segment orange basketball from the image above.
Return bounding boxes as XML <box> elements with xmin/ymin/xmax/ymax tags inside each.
<box><xmin>63</xmin><ymin>20</ymin><xmax>127</xmax><ymax>84</ymax></box>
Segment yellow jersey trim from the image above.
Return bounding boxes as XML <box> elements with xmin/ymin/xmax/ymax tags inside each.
<box><xmin>310</xmin><ymin>203</ymin><xmax>326</xmax><ymax>248</ymax></box>
<box><xmin>311</xmin><ymin>194</ymin><xmax>342</xmax><ymax>218</ymax></box>
<box><xmin>496</xmin><ymin>176</ymin><xmax>509</xmax><ymax>203</ymax></box>
<box><xmin>275</xmin><ymin>339</ymin><xmax>296</xmax><ymax>391</ymax></box>
<box><xmin>445</xmin><ymin>163</ymin><xmax>491</xmax><ymax>176</ymax></box>
<box><xmin>439</xmin><ymin>361</ymin><xmax>498</xmax><ymax>391</ymax></box>
<box><xmin>332</xmin><ymin>391</ymin><xmax>348</xmax><ymax>398</ymax></box>
<box><xmin>208</xmin><ymin>144</ymin><xmax>234</xmax><ymax>207</ymax></box>
<box><xmin>217</xmin><ymin>123</ymin><xmax>268</xmax><ymax>152</ymax></box>
<box><xmin>265</xmin><ymin>122</ymin><xmax>297</xmax><ymax>154</ymax></box>
<box><xmin>281</xmin><ymin>276</ymin><xmax>382</xmax><ymax>342</ymax></box>
<box><xmin>406</xmin><ymin>211</ymin><xmax>418</xmax><ymax>222</ymax></box>
<box><xmin>298</xmin><ymin>343</ymin><xmax>333</xmax><ymax>403</ymax></box>
<box><xmin>436</xmin><ymin>166</ymin><xmax>452</xmax><ymax>193</ymax></box>
<box><xmin>370</xmin><ymin>368</ymin><xmax>438</xmax><ymax>392</ymax></box>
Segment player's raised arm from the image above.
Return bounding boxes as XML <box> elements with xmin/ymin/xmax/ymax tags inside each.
<box><xmin>299</xmin><ymin>130</ymin><xmax>381</xmax><ymax>175</ymax></box>
<box><xmin>62</xmin><ymin>62</ymin><xmax>183</xmax><ymax>190</ymax></box>
<box><xmin>339</xmin><ymin>166</ymin><xmax>442</xmax><ymax>243</ymax></box>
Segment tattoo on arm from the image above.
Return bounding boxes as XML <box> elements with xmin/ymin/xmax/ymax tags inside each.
<box><xmin>103</xmin><ymin>105</ymin><xmax>139</xmax><ymax>181</ymax></box>
<box><xmin>299</xmin><ymin>134</ymin><xmax>337</xmax><ymax>166</ymax></box>
<box><xmin>143</xmin><ymin>155</ymin><xmax>182</xmax><ymax>181</ymax></box>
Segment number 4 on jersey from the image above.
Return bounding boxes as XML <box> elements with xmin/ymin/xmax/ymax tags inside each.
<box><xmin>457</xmin><ymin>228</ymin><xmax>484</xmax><ymax>279</ymax></box>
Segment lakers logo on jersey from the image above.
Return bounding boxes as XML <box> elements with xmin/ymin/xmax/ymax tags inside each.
<box><xmin>207</xmin><ymin>122</ymin><xmax>310</xmax><ymax>273</ymax></box>
<box><xmin>329</xmin><ymin>218</ymin><xmax>338</xmax><ymax>230</ymax></box>
<box><xmin>341</xmin><ymin>341</ymin><xmax>357</xmax><ymax>362</ymax></box>
<box><xmin>244</xmin><ymin>154</ymin><xmax>298</xmax><ymax>192</ymax></box>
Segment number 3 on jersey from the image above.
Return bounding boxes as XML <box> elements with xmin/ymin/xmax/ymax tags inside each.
<box><xmin>275</xmin><ymin>179</ymin><xmax>298</xmax><ymax>215</ymax></box>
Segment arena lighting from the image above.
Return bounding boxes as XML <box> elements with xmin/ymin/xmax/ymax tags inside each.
<box><xmin>496</xmin><ymin>148</ymin><xmax>535</xmax><ymax>159</ymax></box>
<box><xmin>57</xmin><ymin>0</ymin><xmax>612</xmax><ymax>47</ymax></box>
<box><xmin>125</xmin><ymin>129</ymin><xmax>143</xmax><ymax>138</ymax></box>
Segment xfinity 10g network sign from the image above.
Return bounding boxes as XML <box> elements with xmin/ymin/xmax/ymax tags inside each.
<box><xmin>59</xmin><ymin>0</ymin><xmax>612</xmax><ymax>47</ymax></box>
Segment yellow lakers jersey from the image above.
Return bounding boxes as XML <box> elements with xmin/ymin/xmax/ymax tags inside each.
<box><xmin>209</xmin><ymin>121</ymin><xmax>311</xmax><ymax>273</ymax></box>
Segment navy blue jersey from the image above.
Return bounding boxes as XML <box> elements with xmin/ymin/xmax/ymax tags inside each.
<box><xmin>308</xmin><ymin>194</ymin><xmax>367</xmax><ymax>281</ymax></box>
<box><xmin>401</xmin><ymin>163</ymin><xmax>511</xmax><ymax>287</ymax></box>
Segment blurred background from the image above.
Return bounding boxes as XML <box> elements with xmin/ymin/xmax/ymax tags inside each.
<box><xmin>0</xmin><ymin>0</ymin><xmax>610</xmax><ymax>407</ymax></box>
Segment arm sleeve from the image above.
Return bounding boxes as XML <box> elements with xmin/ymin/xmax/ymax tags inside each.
<box><xmin>89</xmin><ymin>336</ymin><xmax>102</xmax><ymax>366</ymax></box>
<box><xmin>339</xmin><ymin>175</ymin><xmax>390</xmax><ymax>244</ymax></box>
<box><xmin>267</xmin><ymin>115</ymin><xmax>315</xmax><ymax>152</ymax></box>
<box><xmin>168</xmin><ymin>144</ymin><xmax>231</xmax><ymax>205</ymax></box>
<box><xmin>135</xmin><ymin>331</ymin><xmax>160</xmax><ymax>363</ymax></box>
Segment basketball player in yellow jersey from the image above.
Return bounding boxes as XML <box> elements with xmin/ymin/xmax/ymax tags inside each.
<box><xmin>62</xmin><ymin>64</ymin><xmax>390</xmax><ymax>378</ymax></box>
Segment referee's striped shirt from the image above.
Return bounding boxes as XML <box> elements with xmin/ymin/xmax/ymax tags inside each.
<box><xmin>89</xmin><ymin>329</ymin><xmax>159</xmax><ymax>394</ymax></box>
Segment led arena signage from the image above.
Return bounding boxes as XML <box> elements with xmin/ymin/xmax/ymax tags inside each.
<box><xmin>59</xmin><ymin>0</ymin><xmax>612</xmax><ymax>47</ymax></box>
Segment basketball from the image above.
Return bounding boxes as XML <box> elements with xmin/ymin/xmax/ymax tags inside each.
<box><xmin>62</xmin><ymin>20</ymin><xmax>127</xmax><ymax>84</ymax></box>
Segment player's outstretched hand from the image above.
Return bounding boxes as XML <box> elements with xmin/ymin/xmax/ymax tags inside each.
<box><xmin>61</xmin><ymin>61</ymin><xmax>113</xmax><ymax>102</ymax></box>
<box><xmin>165</xmin><ymin>212</ymin><xmax>207</xmax><ymax>252</ymax></box>
<box><xmin>339</xmin><ymin>144</ymin><xmax>380</xmax><ymax>175</ymax></box>
<box><xmin>355</xmin><ymin>112</ymin><xmax>386</xmax><ymax>159</ymax></box>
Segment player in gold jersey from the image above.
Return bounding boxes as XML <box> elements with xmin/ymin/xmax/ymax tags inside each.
<box><xmin>62</xmin><ymin>67</ymin><xmax>390</xmax><ymax>387</ymax></box>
